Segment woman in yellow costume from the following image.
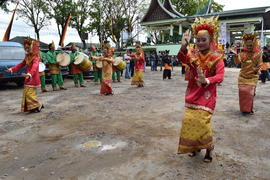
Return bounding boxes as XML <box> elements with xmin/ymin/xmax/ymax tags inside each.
<box><xmin>92</xmin><ymin>43</ymin><xmax>114</xmax><ymax>95</ymax></box>
<box><xmin>177</xmin><ymin>16</ymin><xmax>225</xmax><ymax>162</ymax></box>
<box><xmin>233</xmin><ymin>33</ymin><xmax>262</xmax><ymax>115</ymax></box>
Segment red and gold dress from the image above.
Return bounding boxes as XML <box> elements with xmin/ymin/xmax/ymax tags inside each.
<box><xmin>177</xmin><ymin>48</ymin><xmax>224</xmax><ymax>153</ymax></box>
<box><xmin>235</xmin><ymin>50</ymin><xmax>261</xmax><ymax>113</ymax></box>
<box><xmin>11</xmin><ymin>40</ymin><xmax>42</xmax><ymax>112</ymax></box>
<box><xmin>129</xmin><ymin>53</ymin><xmax>145</xmax><ymax>86</ymax></box>
<box><xmin>100</xmin><ymin>58</ymin><xmax>114</xmax><ymax>95</ymax></box>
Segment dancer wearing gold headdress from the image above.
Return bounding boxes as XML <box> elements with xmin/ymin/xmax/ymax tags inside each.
<box><xmin>233</xmin><ymin>33</ymin><xmax>262</xmax><ymax>115</ymax></box>
<box><xmin>129</xmin><ymin>44</ymin><xmax>145</xmax><ymax>87</ymax></box>
<box><xmin>92</xmin><ymin>43</ymin><xmax>114</xmax><ymax>95</ymax></box>
<box><xmin>6</xmin><ymin>38</ymin><xmax>44</xmax><ymax>113</ymax></box>
<box><xmin>177</xmin><ymin>16</ymin><xmax>225</xmax><ymax>162</ymax></box>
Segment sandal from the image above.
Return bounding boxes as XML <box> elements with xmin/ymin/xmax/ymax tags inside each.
<box><xmin>188</xmin><ymin>150</ymin><xmax>201</xmax><ymax>157</ymax></box>
<box><xmin>204</xmin><ymin>148</ymin><xmax>214</xmax><ymax>163</ymax></box>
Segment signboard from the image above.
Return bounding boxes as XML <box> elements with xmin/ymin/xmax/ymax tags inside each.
<box><xmin>219</xmin><ymin>23</ymin><xmax>227</xmax><ymax>44</ymax></box>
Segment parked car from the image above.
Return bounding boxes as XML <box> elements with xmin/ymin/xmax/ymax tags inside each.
<box><xmin>0</xmin><ymin>42</ymin><xmax>26</xmax><ymax>87</ymax></box>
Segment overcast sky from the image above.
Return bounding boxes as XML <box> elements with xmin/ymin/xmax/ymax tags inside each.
<box><xmin>1</xmin><ymin>0</ymin><xmax>270</xmax><ymax>47</ymax></box>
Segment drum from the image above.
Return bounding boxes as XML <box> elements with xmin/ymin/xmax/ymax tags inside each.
<box><xmin>113</xmin><ymin>57</ymin><xmax>126</xmax><ymax>71</ymax></box>
<box><xmin>56</xmin><ymin>52</ymin><xmax>70</xmax><ymax>66</ymax></box>
<box><xmin>74</xmin><ymin>54</ymin><xmax>92</xmax><ymax>72</ymax></box>
<box><xmin>39</xmin><ymin>62</ymin><xmax>46</xmax><ymax>72</ymax></box>
<box><xmin>96</xmin><ymin>60</ymin><xmax>103</xmax><ymax>69</ymax></box>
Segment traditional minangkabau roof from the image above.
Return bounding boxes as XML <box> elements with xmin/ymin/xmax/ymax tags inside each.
<box><xmin>163</xmin><ymin>0</ymin><xmax>184</xmax><ymax>17</ymax></box>
<box><xmin>188</xmin><ymin>6</ymin><xmax>270</xmax><ymax>30</ymax></box>
<box><xmin>141</xmin><ymin>0</ymin><xmax>181</xmax><ymax>23</ymax></box>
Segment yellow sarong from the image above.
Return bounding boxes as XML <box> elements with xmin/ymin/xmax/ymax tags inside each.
<box><xmin>178</xmin><ymin>108</ymin><xmax>213</xmax><ymax>154</ymax></box>
<box><xmin>131</xmin><ymin>70</ymin><xmax>144</xmax><ymax>85</ymax></box>
<box><xmin>21</xmin><ymin>86</ymin><xmax>41</xmax><ymax>112</ymax></box>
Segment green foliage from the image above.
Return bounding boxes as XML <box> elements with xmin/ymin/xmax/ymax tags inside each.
<box><xmin>45</xmin><ymin>0</ymin><xmax>74</xmax><ymax>38</ymax></box>
<box><xmin>69</xmin><ymin>0</ymin><xmax>92</xmax><ymax>48</ymax></box>
<box><xmin>170</xmin><ymin>0</ymin><xmax>224</xmax><ymax>16</ymax></box>
<box><xmin>0</xmin><ymin>0</ymin><xmax>16</xmax><ymax>11</ymax></box>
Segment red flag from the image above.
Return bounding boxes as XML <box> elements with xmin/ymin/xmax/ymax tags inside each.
<box><xmin>2</xmin><ymin>2</ymin><xmax>19</xmax><ymax>41</ymax></box>
<box><xmin>59</xmin><ymin>13</ymin><xmax>71</xmax><ymax>47</ymax></box>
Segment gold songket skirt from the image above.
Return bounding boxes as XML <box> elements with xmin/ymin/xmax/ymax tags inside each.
<box><xmin>178</xmin><ymin>108</ymin><xmax>213</xmax><ymax>154</ymax></box>
<box><xmin>21</xmin><ymin>86</ymin><xmax>41</xmax><ymax>112</ymax></box>
<box><xmin>131</xmin><ymin>70</ymin><xmax>144</xmax><ymax>85</ymax></box>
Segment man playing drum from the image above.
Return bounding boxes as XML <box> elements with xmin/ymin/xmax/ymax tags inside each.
<box><xmin>70</xmin><ymin>44</ymin><xmax>87</xmax><ymax>87</ymax></box>
<box><xmin>90</xmin><ymin>45</ymin><xmax>102</xmax><ymax>85</ymax></box>
<box><xmin>112</xmin><ymin>50</ymin><xmax>122</xmax><ymax>83</ymax></box>
<box><xmin>46</xmin><ymin>42</ymin><xmax>67</xmax><ymax>91</ymax></box>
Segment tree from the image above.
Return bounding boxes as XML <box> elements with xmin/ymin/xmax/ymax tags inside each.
<box><xmin>211</xmin><ymin>1</ymin><xmax>224</xmax><ymax>13</ymax></box>
<box><xmin>104</xmin><ymin>0</ymin><xmax>127</xmax><ymax>49</ymax></box>
<box><xmin>170</xmin><ymin>0</ymin><xmax>224</xmax><ymax>16</ymax></box>
<box><xmin>45</xmin><ymin>0</ymin><xmax>74</xmax><ymax>39</ymax></box>
<box><xmin>69</xmin><ymin>0</ymin><xmax>92</xmax><ymax>49</ymax></box>
<box><xmin>89</xmin><ymin>0</ymin><xmax>149</xmax><ymax>49</ymax></box>
<box><xmin>0</xmin><ymin>0</ymin><xmax>16</xmax><ymax>11</ymax></box>
<box><xmin>15</xmin><ymin>0</ymin><xmax>50</xmax><ymax>40</ymax></box>
<box><xmin>89</xmin><ymin>0</ymin><xmax>111</xmax><ymax>47</ymax></box>
<box><xmin>122</xmin><ymin>0</ymin><xmax>149</xmax><ymax>46</ymax></box>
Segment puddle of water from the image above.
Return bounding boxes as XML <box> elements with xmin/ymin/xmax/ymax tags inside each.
<box><xmin>81</xmin><ymin>141</ymin><xmax>102</xmax><ymax>148</ymax></box>
<box><xmin>101</xmin><ymin>142</ymin><xmax>127</xmax><ymax>151</ymax></box>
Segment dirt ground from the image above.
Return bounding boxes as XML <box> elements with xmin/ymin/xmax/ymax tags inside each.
<box><xmin>0</xmin><ymin>67</ymin><xmax>270</xmax><ymax>180</ymax></box>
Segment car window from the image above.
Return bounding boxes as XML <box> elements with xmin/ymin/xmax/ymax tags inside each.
<box><xmin>0</xmin><ymin>46</ymin><xmax>25</xmax><ymax>60</ymax></box>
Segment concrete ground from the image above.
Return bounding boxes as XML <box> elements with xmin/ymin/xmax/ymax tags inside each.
<box><xmin>0</xmin><ymin>67</ymin><xmax>270</xmax><ymax>180</ymax></box>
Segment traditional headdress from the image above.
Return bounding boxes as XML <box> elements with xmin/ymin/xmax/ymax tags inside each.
<box><xmin>23</xmin><ymin>37</ymin><xmax>39</xmax><ymax>56</ymax></box>
<box><xmin>242</xmin><ymin>33</ymin><xmax>260</xmax><ymax>53</ymax></box>
<box><xmin>242</xmin><ymin>33</ymin><xmax>257</xmax><ymax>43</ymax></box>
<box><xmin>23</xmin><ymin>37</ymin><xmax>40</xmax><ymax>66</ymax></box>
<box><xmin>109</xmin><ymin>47</ymin><xmax>115</xmax><ymax>57</ymax></box>
<box><xmin>48</xmin><ymin>41</ymin><xmax>55</xmax><ymax>50</ymax></box>
<box><xmin>102</xmin><ymin>42</ymin><xmax>111</xmax><ymax>57</ymax></box>
<box><xmin>135</xmin><ymin>44</ymin><xmax>143</xmax><ymax>54</ymax></box>
<box><xmin>71</xmin><ymin>43</ymin><xmax>77</xmax><ymax>51</ymax></box>
<box><xmin>192</xmin><ymin>16</ymin><xmax>220</xmax><ymax>43</ymax></box>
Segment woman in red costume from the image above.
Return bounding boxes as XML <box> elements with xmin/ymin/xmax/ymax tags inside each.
<box><xmin>129</xmin><ymin>45</ymin><xmax>145</xmax><ymax>87</ymax></box>
<box><xmin>6</xmin><ymin>38</ymin><xmax>44</xmax><ymax>113</ymax></box>
<box><xmin>177</xmin><ymin>16</ymin><xmax>225</xmax><ymax>162</ymax></box>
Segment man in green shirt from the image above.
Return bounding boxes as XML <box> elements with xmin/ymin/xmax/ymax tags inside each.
<box><xmin>70</xmin><ymin>43</ymin><xmax>87</xmax><ymax>87</ymax></box>
<box><xmin>90</xmin><ymin>45</ymin><xmax>102</xmax><ymax>85</ymax></box>
<box><xmin>39</xmin><ymin>51</ymin><xmax>48</xmax><ymax>92</ymax></box>
<box><xmin>112</xmin><ymin>53</ymin><xmax>121</xmax><ymax>82</ymax></box>
<box><xmin>46</xmin><ymin>42</ymin><xmax>67</xmax><ymax>91</ymax></box>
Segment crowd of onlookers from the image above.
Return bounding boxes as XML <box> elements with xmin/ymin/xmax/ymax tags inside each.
<box><xmin>145</xmin><ymin>50</ymin><xmax>179</xmax><ymax>72</ymax></box>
